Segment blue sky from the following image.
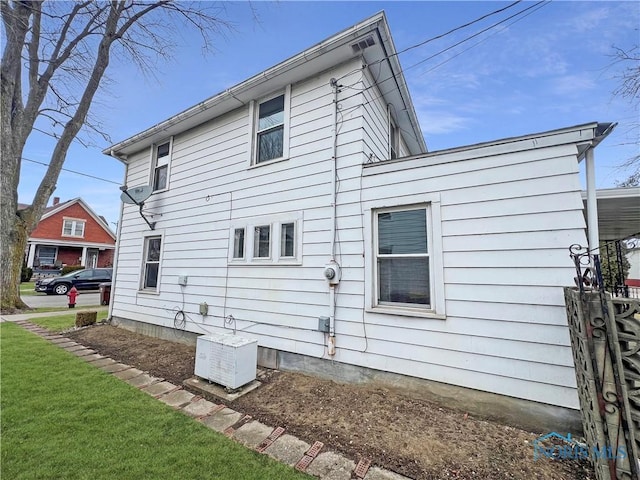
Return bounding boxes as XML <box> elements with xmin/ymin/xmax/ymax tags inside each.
<box><xmin>18</xmin><ymin>1</ymin><xmax>640</xmax><ymax>227</ymax></box>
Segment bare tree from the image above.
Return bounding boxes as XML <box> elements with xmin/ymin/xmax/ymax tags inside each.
<box><xmin>1</xmin><ymin>1</ymin><xmax>231</xmax><ymax>312</ymax></box>
<box><xmin>611</xmin><ymin>43</ymin><xmax>640</xmax><ymax>187</ymax></box>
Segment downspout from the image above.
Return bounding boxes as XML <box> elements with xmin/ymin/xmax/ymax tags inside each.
<box><xmin>327</xmin><ymin>78</ymin><xmax>340</xmax><ymax>356</ymax></box>
<box><xmin>107</xmin><ymin>150</ymin><xmax>128</xmax><ymax>322</ymax></box>
<box><xmin>585</xmin><ymin>147</ymin><xmax>600</xmax><ymax>260</ymax></box>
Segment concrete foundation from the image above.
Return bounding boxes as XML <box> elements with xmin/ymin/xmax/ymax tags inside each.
<box><xmin>110</xmin><ymin>316</ymin><xmax>583</xmax><ymax>435</ymax></box>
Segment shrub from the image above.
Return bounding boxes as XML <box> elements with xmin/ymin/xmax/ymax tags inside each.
<box><xmin>20</xmin><ymin>264</ymin><xmax>33</xmax><ymax>283</ymax></box>
<box><xmin>61</xmin><ymin>265</ymin><xmax>84</xmax><ymax>275</ymax></box>
<box><xmin>75</xmin><ymin>311</ymin><xmax>97</xmax><ymax>327</ymax></box>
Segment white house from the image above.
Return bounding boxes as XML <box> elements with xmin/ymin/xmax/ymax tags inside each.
<box><xmin>104</xmin><ymin>12</ymin><xmax>630</xmax><ymax>433</ymax></box>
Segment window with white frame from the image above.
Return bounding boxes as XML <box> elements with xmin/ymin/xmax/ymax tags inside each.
<box><xmin>233</xmin><ymin>228</ymin><xmax>245</xmax><ymax>259</ymax></box>
<box><xmin>253</xmin><ymin>225</ymin><xmax>271</xmax><ymax>258</ymax></box>
<box><xmin>36</xmin><ymin>246</ymin><xmax>57</xmax><ymax>266</ymax></box>
<box><xmin>62</xmin><ymin>218</ymin><xmax>85</xmax><ymax>237</ymax></box>
<box><xmin>152</xmin><ymin>140</ymin><xmax>171</xmax><ymax>191</ymax></box>
<box><xmin>142</xmin><ymin>236</ymin><xmax>162</xmax><ymax>290</ymax></box>
<box><xmin>389</xmin><ymin>120</ymin><xmax>399</xmax><ymax>160</ymax></box>
<box><xmin>280</xmin><ymin>222</ymin><xmax>295</xmax><ymax>258</ymax></box>
<box><xmin>388</xmin><ymin>106</ymin><xmax>400</xmax><ymax>160</ymax></box>
<box><xmin>251</xmin><ymin>87</ymin><xmax>290</xmax><ymax>166</ymax></box>
<box><xmin>228</xmin><ymin>213</ymin><xmax>302</xmax><ymax>265</ymax></box>
<box><xmin>375</xmin><ymin>206</ymin><xmax>431</xmax><ymax>308</ymax></box>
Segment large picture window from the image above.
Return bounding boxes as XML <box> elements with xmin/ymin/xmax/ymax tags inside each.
<box><xmin>142</xmin><ymin>236</ymin><xmax>162</xmax><ymax>290</ymax></box>
<box><xmin>375</xmin><ymin>207</ymin><xmax>430</xmax><ymax>308</ymax></box>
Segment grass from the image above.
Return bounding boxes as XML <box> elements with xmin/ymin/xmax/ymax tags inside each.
<box><xmin>28</xmin><ymin>314</ymin><xmax>78</xmax><ymax>332</ymax></box>
<box><xmin>19</xmin><ymin>282</ymin><xmax>37</xmax><ymax>296</ymax></box>
<box><xmin>0</xmin><ymin>322</ymin><xmax>310</xmax><ymax>480</ymax></box>
<box><xmin>29</xmin><ymin>305</ymin><xmax>106</xmax><ymax>314</ymax></box>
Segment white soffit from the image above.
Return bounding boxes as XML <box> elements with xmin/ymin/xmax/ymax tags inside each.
<box><xmin>582</xmin><ymin>187</ymin><xmax>640</xmax><ymax>240</ymax></box>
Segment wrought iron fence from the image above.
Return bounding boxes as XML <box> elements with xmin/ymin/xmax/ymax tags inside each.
<box><xmin>566</xmin><ymin>241</ymin><xmax>640</xmax><ymax>479</ymax></box>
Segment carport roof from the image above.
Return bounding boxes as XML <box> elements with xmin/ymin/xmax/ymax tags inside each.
<box><xmin>582</xmin><ymin>187</ymin><xmax>640</xmax><ymax>240</ymax></box>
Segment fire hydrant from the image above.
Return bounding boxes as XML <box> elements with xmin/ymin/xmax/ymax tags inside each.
<box><xmin>67</xmin><ymin>286</ymin><xmax>79</xmax><ymax>309</ymax></box>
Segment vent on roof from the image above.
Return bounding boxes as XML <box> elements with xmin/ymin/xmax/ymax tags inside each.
<box><xmin>351</xmin><ymin>35</ymin><xmax>376</xmax><ymax>54</ymax></box>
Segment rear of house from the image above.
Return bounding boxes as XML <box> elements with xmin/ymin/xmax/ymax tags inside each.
<box><xmin>105</xmin><ymin>13</ymin><xmax>613</xmax><ymax>432</ymax></box>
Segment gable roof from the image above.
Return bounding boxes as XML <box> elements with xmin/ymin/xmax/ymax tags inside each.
<box><xmin>104</xmin><ymin>11</ymin><xmax>427</xmax><ymax>161</ymax></box>
<box><xmin>21</xmin><ymin>198</ymin><xmax>116</xmax><ymax>240</ymax></box>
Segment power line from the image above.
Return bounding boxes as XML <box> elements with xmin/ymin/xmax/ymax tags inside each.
<box><xmin>22</xmin><ymin>157</ymin><xmax>121</xmax><ymax>185</ymax></box>
<box><xmin>382</xmin><ymin>0</ymin><xmax>523</xmax><ymax>63</ymax></box>
<box><xmin>339</xmin><ymin>1</ymin><xmax>549</xmax><ymax>119</ymax></box>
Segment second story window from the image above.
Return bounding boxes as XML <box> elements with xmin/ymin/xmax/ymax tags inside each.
<box><xmin>257</xmin><ymin>95</ymin><xmax>284</xmax><ymax>163</ymax></box>
<box><xmin>250</xmin><ymin>87</ymin><xmax>290</xmax><ymax>166</ymax></box>
<box><xmin>62</xmin><ymin>218</ymin><xmax>85</xmax><ymax>237</ymax></box>
<box><xmin>152</xmin><ymin>140</ymin><xmax>171</xmax><ymax>191</ymax></box>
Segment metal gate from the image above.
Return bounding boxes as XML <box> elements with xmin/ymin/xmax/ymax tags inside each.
<box><xmin>565</xmin><ymin>244</ymin><xmax>640</xmax><ymax>479</ymax></box>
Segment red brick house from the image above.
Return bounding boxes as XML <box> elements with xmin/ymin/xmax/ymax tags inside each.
<box><xmin>22</xmin><ymin>197</ymin><xmax>116</xmax><ymax>270</ymax></box>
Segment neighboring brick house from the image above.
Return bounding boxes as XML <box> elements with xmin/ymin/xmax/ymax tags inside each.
<box><xmin>22</xmin><ymin>197</ymin><xmax>116</xmax><ymax>271</ymax></box>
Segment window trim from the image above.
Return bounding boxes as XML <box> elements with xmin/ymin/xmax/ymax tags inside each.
<box><xmin>248</xmin><ymin>86</ymin><xmax>291</xmax><ymax>167</ymax></box>
<box><xmin>388</xmin><ymin>107</ymin><xmax>399</xmax><ymax>160</ymax></box>
<box><xmin>62</xmin><ymin>218</ymin><xmax>85</xmax><ymax>238</ymax></box>
<box><xmin>36</xmin><ymin>245</ymin><xmax>58</xmax><ymax>266</ymax></box>
<box><xmin>150</xmin><ymin>138</ymin><xmax>173</xmax><ymax>193</ymax></box>
<box><xmin>232</xmin><ymin>227</ymin><xmax>246</xmax><ymax>260</ymax></box>
<box><xmin>364</xmin><ymin>194</ymin><xmax>445</xmax><ymax>319</ymax></box>
<box><xmin>228</xmin><ymin>212</ymin><xmax>302</xmax><ymax>265</ymax></box>
<box><xmin>253</xmin><ymin>224</ymin><xmax>272</xmax><ymax>260</ymax></box>
<box><xmin>139</xmin><ymin>231</ymin><xmax>164</xmax><ymax>294</ymax></box>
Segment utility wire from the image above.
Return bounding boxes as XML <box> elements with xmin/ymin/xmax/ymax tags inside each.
<box><xmin>22</xmin><ymin>157</ymin><xmax>121</xmax><ymax>185</ymax></box>
<box><xmin>339</xmin><ymin>0</ymin><xmax>549</xmax><ymax>122</ymax></box>
<box><xmin>379</xmin><ymin>0</ymin><xmax>523</xmax><ymax>64</ymax></box>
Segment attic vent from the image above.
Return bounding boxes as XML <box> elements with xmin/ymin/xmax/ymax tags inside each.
<box><xmin>351</xmin><ymin>35</ymin><xmax>376</xmax><ymax>53</ymax></box>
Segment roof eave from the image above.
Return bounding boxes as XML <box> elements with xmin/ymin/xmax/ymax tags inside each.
<box><xmin>104</xmin><ymin>12</ymin><xmax>419</xmax><ymax>161</ymax></box>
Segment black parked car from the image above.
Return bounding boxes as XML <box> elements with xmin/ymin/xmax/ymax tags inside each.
<box><xmin>35</xmin><ymin>268</ymin><xmax>113</xmax><ymax>295</ymax></box>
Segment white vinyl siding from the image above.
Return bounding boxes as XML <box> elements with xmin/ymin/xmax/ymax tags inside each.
<box><xmin>110</xmin><ymin>56</ymin><xmax>586</xmax><ymax>412</ymax></box>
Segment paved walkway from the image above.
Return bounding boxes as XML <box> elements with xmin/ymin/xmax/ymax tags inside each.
<box><xmin>2</xmin><ymin>313</ymin><xmax>409</xmax><ymax>480</ymax></box>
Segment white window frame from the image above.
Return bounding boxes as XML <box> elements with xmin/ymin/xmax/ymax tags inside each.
<box><xmin>253</xmin><ymin>224</ymin><xmax>272</xmax><ymax>260</ymax></box>
<box><xmin>150</xmin><ymin>138</ymin><xmax>173</xmax><ymax>192</ymax></box>
<box><xmin>232</xmin><ymin>227</ymin><xmax>246</xmax><ymax>260</ymax></box>
<box><xmin>139</xmin><ymin>231</ymin><xmax>164</xmax><ymax>294</ymax></box>
<box><xmin>36</xmin><ymin>245</ymin><xmax>58</xmax><ymax>266</ymax></box>
<box><xmin>248</xmin><ymin>86</ymin><xmax>291</xmax><ymax>167</ymax></box>
<box><xmin>364</xmin><ymin>194</ymin><xmax>445</xmax><ymax>319</ymax></box>
<box><xmin>388</xmin><ymin>107</ymin><xmax>399</xmax><ymax>160</ymax></box>
<box><xmin>62</xmin><ymin>218</ymin><xmax>85</xmax><ymax>238</ymax></box>
<box><xmin>228</xmin><ymin>212</ymin><xmax>302</xmax><ymax>265</ymax></box>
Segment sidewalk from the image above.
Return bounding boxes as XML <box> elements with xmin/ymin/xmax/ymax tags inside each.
<box><xmin>4</xmin><ymin>316</ymin><xmax>409</xmax><ymax>480</ymax></box>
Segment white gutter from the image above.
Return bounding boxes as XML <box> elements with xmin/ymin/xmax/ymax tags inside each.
<box><xmin>104</xmin><ymin>13</ymin><xmax>386</xmax><ymax>158</ymax></box>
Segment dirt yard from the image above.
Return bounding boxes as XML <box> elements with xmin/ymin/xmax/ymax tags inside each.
<box><xmin>67</xmin><ymin>324</ymin><xmax>595</xmax><ymax>480</ymax></box>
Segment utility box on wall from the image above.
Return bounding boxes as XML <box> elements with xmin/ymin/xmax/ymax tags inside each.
<box><xmin>194</xmin><ymin>333</ymin><xmax>258</xmax><ymax>389</ymax></box>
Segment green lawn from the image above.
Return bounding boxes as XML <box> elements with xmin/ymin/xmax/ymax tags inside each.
<box><xmin>28</xmin><ymin>314</ymin><xmax>79</xmax><ymax>332</ymax></box>
<box><xmin>30</xmin><ymin>305</ymin><xmax>106</xmax><ymax>314</ymax></box>
<box><xmin>19</xmin><ymin>282</ymin><xmax>37</xmax><ymax>296</ymax></box>
<box><xmin>1</xmin><ymin>322</ymin><xmax>310</xmax><ymax>480</ymax></box>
